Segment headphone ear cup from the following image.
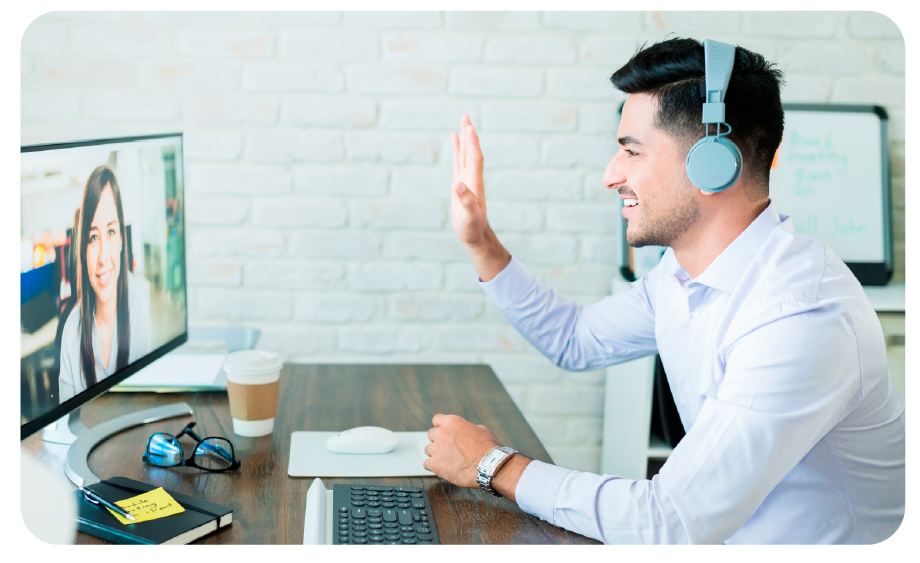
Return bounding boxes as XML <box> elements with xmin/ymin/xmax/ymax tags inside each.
<box><xmin>685</xmin><ymin>136</ymin><xmax>743</xmax><ymax>192</ymax></box>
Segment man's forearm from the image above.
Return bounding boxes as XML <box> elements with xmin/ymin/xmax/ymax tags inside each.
<box><xmin>466</xmin><ymin>226</ymin><xmax>512</xmax><ymax>282</ymax></box>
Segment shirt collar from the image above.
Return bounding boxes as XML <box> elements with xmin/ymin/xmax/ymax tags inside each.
<box><xmin>675</xmin><ymin>201</ymin><xmax>789</xmax><ymax>294</ymax></box>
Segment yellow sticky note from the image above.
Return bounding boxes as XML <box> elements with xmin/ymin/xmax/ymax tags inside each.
<box><xmin>106</xmin><ymin>487</ymin><xmax>185</xmax><ymax>525</ymax></box>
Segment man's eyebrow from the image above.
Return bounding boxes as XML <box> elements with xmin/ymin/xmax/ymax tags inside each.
<box><xmin>618</xmin><ymin>136</ymin><xmax>644</xmax><ymax>147</ymax></box>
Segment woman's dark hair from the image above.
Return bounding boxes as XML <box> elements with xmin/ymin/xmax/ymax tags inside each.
<box><xmin>610</xmin><ymin>38</ymin><xmax>785</xmax><ymax>199</ymax></box>
<box><xmin>76</xmin><ymin>166</ymin><xmax>130</xmax><ymax>388</ymax></box>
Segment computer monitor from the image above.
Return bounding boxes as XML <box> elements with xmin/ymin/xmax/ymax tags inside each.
<box><xmin>21</xmin><ymin>133</ymin><xmax>189</xmax><ymax>440</ymax></box>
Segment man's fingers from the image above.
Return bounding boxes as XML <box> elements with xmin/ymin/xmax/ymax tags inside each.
<box><xmin>451</xmin><ymin>131</ymin><xmax>460</xmax><ymax>178</ymax></box>
<box><xmin>456</xmin><ymin>182</ymin><xmax>478</xmax><ymax>209</ymax></box>
<box><xmin>466</xmin><ymin>120</ymin><xmax>483</xmax><ymax>167</ymax></box>
<box><xmin>458</xmin><ymin>117</ymin><xmax>467</xmax><ymax>170</ymax></box>
<box><xmin>427</xmin><ymin>426</ymin><xmax>438</xmax><ymax>442</ymax></box>
<box><xmin>424</xmin><ymin>442</ymin><xmax>434</xmax><ymax>457</ymax></box>
<box><xmin>432</xmin><ymin>413</ymin><xmax>447</xmax><ymax>427</ymax></box>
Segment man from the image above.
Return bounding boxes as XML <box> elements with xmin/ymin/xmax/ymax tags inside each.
<box><xmin>422</xmin><ymin>38</ymin><xmax>905</xmax><ymax>544</ymax></box>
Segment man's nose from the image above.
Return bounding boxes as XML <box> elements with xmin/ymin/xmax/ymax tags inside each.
<box><xmin>603</xmin><ymin>150</ymin><xmax>626</xmax><ymax>190</ymax></box>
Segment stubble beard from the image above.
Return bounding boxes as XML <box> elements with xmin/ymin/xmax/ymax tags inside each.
<box><xmin>626</xmin><ymin>183</ymin><xmax>701</xmax><ymax>248</ymax></box>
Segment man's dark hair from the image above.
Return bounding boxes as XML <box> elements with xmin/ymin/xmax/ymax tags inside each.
<box><xmin>610</xmin><ymin>38</ymin><xmax>784</xmax><ymax>199</ymax></box>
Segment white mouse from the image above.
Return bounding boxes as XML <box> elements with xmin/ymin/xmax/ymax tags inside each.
<box><xmin>325</xmin><ymin>426</ymin><xmax>399</xmax><ymax>454</ymax></box>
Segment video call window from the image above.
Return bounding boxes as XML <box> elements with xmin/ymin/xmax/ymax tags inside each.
<box><xmin>21</xmin><ymin>135</ymin><xmax>188</xmax><ymax>427</ymax></box>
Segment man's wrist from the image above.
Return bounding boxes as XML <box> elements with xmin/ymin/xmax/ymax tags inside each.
<box><xmin>489</xmin><ymin>453</ymin><xmax>532</xmax><ymax>503</ymax></box>
<box><xmin>465</xmin><ymin>227</ymin><xmax>511</xmax><ymax>282</ymax></box>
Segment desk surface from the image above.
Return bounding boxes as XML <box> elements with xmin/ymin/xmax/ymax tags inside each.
<box><xmin>23</xmin><ymin>364</ymin><xmax>598</xmax><ymax>545</ymax></box>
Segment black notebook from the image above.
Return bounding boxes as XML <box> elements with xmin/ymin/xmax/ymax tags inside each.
<box><xmin>75</xmin><ymin>477</ymin><xmax>233</xmax><ymax>545</ymax></box>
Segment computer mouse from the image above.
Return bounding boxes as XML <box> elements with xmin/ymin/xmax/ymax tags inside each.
<box><xmin>325</xmin><ymin>426</ymin><xmax>399</xmax><ymax>454</ymax></box>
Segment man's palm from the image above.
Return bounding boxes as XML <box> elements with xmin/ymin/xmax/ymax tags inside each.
<box><xmin>451</xmin><ymin>115</ymin><xmax>488</xmax><ymax>246</ymax></box>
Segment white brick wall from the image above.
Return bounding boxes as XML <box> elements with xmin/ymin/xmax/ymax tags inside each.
<box><xmin>21</xmin><ymin>11</ymin><xmax>906</xmax><ymax>475</ymax></box>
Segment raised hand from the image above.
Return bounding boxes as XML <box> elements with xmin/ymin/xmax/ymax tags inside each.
<box><xmin>451</xmin><ymin>115</ymin><xmax>489</xmax><ymax>246</ymax></box>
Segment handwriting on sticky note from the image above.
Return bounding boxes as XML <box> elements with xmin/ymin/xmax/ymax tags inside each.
<box><xmin>106</xmin><ymin>487</ymin><xmax>185</xmax><ymax>525</ymax></box>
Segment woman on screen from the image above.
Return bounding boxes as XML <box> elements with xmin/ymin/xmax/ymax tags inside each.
<box><xmin>59</xmin><ymin>166</ymin><xmax>150</xmax><ymax>403</ymax></box>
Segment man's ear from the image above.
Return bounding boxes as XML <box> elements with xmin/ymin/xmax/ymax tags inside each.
<box><xmin>698</xmin><ymin>189</ymin><xmax>716</xmax><ymax>196</ymax></box>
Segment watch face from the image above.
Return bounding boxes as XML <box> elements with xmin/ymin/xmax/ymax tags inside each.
<box><xmin>483</xmin><ymin>450</ymin><xmax>502</xmax><ymax>467</ymax></box>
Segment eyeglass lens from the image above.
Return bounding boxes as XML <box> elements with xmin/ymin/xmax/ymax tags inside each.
<box><xmin>147</xmin><ymin>434</ymin><xmax>183</xmax><ymax>467</ymax></box>
<box><xmin>194</xmin><ymin>438</ymin><xmax>235</xmax><ymax>470</ymax></box>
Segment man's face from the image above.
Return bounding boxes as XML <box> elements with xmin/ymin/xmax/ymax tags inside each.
<box><xmin>604</xmin><ymin>94</ymin><xmax>700</xmax><ymax>248</ymax></box>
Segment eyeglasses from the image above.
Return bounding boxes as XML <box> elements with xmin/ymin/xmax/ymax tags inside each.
<box><xmin>143</xmin><ymin>422</ymin><xmax>241</xmax><ymax>472</ymax></box>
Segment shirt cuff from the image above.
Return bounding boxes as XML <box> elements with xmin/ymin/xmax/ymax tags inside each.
<box><xmin>514</xmin><ymin>459</ymin><xmax>574</xmax><ymax>525</ymax></box>
<box><xmin>478</xmin><ymin>256</ymin><xmax>537</xmax><ymax>308</ymax></box>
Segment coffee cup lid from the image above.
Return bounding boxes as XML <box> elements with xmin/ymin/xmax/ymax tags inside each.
<box><xmin>223</xmin><ymin>349</ymin><xmax>282</xmax><ymax>373</ymax></box>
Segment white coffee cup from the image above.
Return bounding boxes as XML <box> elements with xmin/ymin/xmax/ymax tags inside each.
<box><xmin>223</xmin><ymin>350</ymin><xmax>283</xmax><ymax>437</ymax></box>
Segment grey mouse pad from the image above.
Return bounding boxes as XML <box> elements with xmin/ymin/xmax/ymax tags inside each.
<box><xmin>288</xmin><ymin>431</ymin><xmax>435</xmax><ymax>477</ymax></box>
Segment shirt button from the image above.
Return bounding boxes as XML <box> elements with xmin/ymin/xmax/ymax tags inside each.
<box><xmin>691</xmin><ymin>308</ymin><xmax>702</xmax><ymax>318</ymax></box>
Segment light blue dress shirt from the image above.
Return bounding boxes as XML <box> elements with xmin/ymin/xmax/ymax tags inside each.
<box><xmin>480</xmin><ymin>203</ymin><xmax>904</xmax><ymax>544</ymax></box>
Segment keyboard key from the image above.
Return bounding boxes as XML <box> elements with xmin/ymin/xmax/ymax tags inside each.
<box><xmin>395</xmin><ymin>492</ymin><xmax>409</xmax><ymax>497</ymax></box>
<box><xmin>385</xmin><ymin>534</ymin><xmax>400</xmax><ymax>541</ymax></box>
<box><xmin>369</xmin><ymin>535</ymin><xmax>383</xmax><ymax>542</ymax></box>
<box><xmin>351</xmin><ymin>507</ymin><xmax>366</xmax><ymax>519</ymax></box>
<box><xmin>353</xmin><ymin>531</ymin><xmax>368</xmax><ymax>537</ymax></box>
<box><xmin>398</xmin><ymin>509</ymin><xmax>413</xmax><ymax>525</ymax></box>
<box><xmin>353</xmin><ymin>537</ymin><xmax>368</xmax><ymax>544</ymax></box>
<box><xmin>400</xmin><ymin>532</ymin><xmax>416</xmax><ymax>538</ymax></box>
<box><xmin>353</xmin><ymin>525</ymin><xmax>367</xmax><ymax>532</ymax></box>
<box><xmin>382</xmin><ymin>502</ymin><xmax>396</xmax><ymax>508</ymax></box>
<box><xmin>338</xmin><ymin>536</ymin><xmax>349</xmax><ymax>543</ymax></box>
<box><xmin>401</xmin><ymin>538</ymin><xmax>418</xmax><ymax>544</ymax></box>
<box><xmin>351</xmin><ymin>495</ymin><xmax>365</xmax><ymax>501</ymax></box>
<box><xmin>366</xmin><ymin>486</ymin><xmax>393</xmax><ymax>492</ymax></box>
<box><xmin>397</xmin><ymin>503</ymin><xmax>410</xmax><ymax>509</ymax></box>
<box><xmin>368</xmin><ymin>517</ymin><xmax>382</xmax><ymax>523</ymax></box>
<box><xmin>351</xmin><ymin>486</ymin><xmax>365</xmax><ymax>491</ymax></box>
<box><xmin>339</xmin><ymin>518</ymin><xmax>348</xmax><ymax>524</ymax></box>
<box><xmin>415</xmin><ymin>525</ymin><xmax>430</xmax><ymax>533</ymax></box>
<box><xmin>383</xmin><ymin>522</ymin><xmax>398</xmax><ymax>529</ymax></box>
<box><xmin>419</xmin><ymin>510</ymin><xmax>427</xmax><ymax>516</ymax></box>
<box><xmin>368</xmin><ymin>523</ymin><xmax>383</xmax><ymax>530</ymax></box>
<box><xmin>339</xmin><ymin>530</ymin><xmax>349</xmax><ymax>536</ymax></box>
<box><xmin>386</xmin><ymin>541</ymin><xmax>400</xmax><ymax>545</ymax></box>
<box><xmin>352</xmin><ymin>501</ymin><xmax>366</xmax><ymax>506</ymax></box>
<box><xmin>400</xmin><ymin>525</ymin><xmax>414</xmax><ymax>532</ymax></box>
<box><xmin>367</xmin><ymin>502</ymin><xmax>381</xmax><ymax>507</ymax></box>
<box><xmin>395</xmin><ymin>487</ymin><xmax>422</xmax><ymax>493</ymax></box>
<box><xmin>413</xmin><ymin>516</ymin><xmax>421</xmax><ymax>522</ymax></box>
<box><xmin>411</xmin><ymin>500</ymin><xmax>425</xmax><ymax>509</ymax></box>
<box><xmin>409</xmin><ymin>493</ymin><xmax>423</xmax><ymax>498</ymax></box>
<box><xmin>418</xmin><ymin>533</ymin><xmax>434</xmax><ymax>542</ymax></box>
<box><xmin>339</xmin><ymin>507</ymin><xmax>349</xmax><ymax>513</ymax></box>
<box><xmin>367</xmin><ymin>509</ymin><xmax>382</xmax><ymax>517</ymax></box>
<box><xmin>380</xmin><ymin>491</ymin><xmax>394</xmax><ymax>497</ymax></box>
<box><xmin>339</xmin><ymin>524</ymin><xmax>349</xmax><ymax>530</ymax></box>
<box><xmin>382</xmin><ymin>509</ymin><xmax>397</xmax><ymax>522</ymax></box>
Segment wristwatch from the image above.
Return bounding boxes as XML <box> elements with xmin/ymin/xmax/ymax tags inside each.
<box><xmin>476</xmin><ymin>446</ymin><xmax>519</xmax><ymax>497</ymax></box>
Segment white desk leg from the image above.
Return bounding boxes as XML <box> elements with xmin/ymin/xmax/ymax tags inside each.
<box><xmin>601</xmin><ymin>356</ymin><xmax>657</xmax><ymax>480</ymax></box>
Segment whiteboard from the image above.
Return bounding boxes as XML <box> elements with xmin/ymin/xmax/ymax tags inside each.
<box><xmin>769</xmin><ymin>105</ymin><xmax>891</xmax><ymax>269</ymax></box>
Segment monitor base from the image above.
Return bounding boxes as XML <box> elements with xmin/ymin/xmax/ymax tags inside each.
<box><xmin>47</xmin><ymin>403</ymin><xmax>194</xmax><ymax>486</ymax></box>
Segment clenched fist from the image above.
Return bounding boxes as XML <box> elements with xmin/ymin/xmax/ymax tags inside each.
<box><xmin>423</xmin><ymin>413</ymin><xmax>532</xmax><ymax>502</ymax></box>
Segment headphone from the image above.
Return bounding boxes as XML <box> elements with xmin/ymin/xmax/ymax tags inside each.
<box><xmin>685</xmin><ymin>39</ymin><xmax>743</xmax><ymax>193</ymax></box>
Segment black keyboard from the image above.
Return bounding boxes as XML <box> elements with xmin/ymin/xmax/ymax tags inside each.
<box><xmin>333</xmin><ymin>485</ymin><xmax>439</xmax><ymax>545</ymax></box>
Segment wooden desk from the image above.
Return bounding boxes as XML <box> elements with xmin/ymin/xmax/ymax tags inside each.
<box><xmin>23</xmin><ymin>364</ymin><xmax>599</xmax><ymax>545</ymax></box>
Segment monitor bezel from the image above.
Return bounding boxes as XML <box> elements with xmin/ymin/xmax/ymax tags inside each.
<box><xmin>21</xmin><ymin>132</ymin><xmax>189</xmax><ymax>440</ymax></box>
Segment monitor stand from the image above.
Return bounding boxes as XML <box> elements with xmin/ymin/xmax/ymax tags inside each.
<box><xmin>42</xmin><ymin>403</ymin><xmax>193</xmax><ymax>486</ymax></box>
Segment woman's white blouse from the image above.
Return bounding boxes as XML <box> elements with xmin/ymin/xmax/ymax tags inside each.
<box><xmin>58</xmin><ymin>272</ymin><xmax>151</xmax><ymax>403</ymax></box>
<box><xmin>481</xmin><ymin>203</ymin><xmax>905</xmax><ymax>544</ymax></box>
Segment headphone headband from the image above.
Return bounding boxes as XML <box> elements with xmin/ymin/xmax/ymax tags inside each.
<box><xmin>702</xmin><ymin>39</ymin><xmax>736</xmax><ymax>124</ymax></box>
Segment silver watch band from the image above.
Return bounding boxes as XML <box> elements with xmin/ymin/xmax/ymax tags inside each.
<box><xmin>476</xmin><ymin>446</ymin><xmax>518</xmax><ymax>497</ymax></box>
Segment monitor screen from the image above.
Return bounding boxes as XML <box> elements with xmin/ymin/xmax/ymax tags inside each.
<box><xmin>21</xmin><ymin>133</ymin><xmax>188</xmax><ymax>439</ymax></box>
